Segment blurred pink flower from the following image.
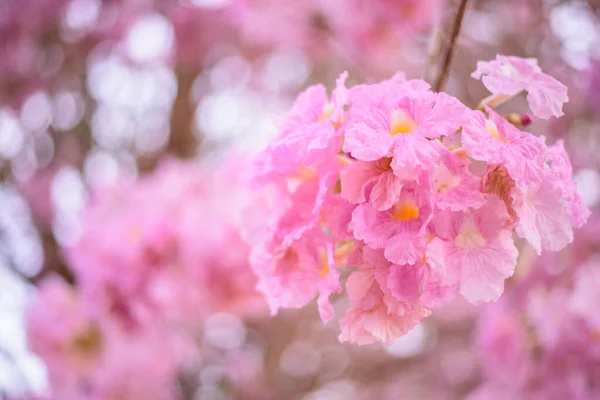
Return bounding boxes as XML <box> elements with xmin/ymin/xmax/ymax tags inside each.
<box><xmin>67</xmin><ymin>159</ymin><xmax>265</xmax><ymax>329</ymax></box>
<box><xmin>27</xmin><ymin>277</ymin><xmax>191</xmax><ymax>400</ymax></box>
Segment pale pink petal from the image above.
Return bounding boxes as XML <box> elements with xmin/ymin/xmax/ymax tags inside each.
<box><xmin>343</xmin><ymin>121</ymin><xmax>394</xmax><ymax>161</ymax></box>
<box><xmin>340</xmin><ymin>160</ymin><xmax>381</xmax><ymax>204</ymax></box>
<box><xmin>321</xmin><ymin>194</ymin><xmax>355</xmax><ymax>239</ymax></box>
<box><xmin>384</xmin><ymin>234</ymin><xmax>428</xmax><ymax>265</ymax></box>
<box><xmin>369</xmin><ymin>170</ymin><xmax>403</xmax><ymax>211</ymax></box>
<box><xmin>387</xmin><ymin>263</ymin><xmax>424</xmax><ymax>301</ymax></box>
<box><xmin>477</xmin><ymin>194</ymin><xmax>512</xmax><ymax>237</ymax></box>
<box><xmin>432</xmin><ymin>149</ymin><xmax>485</xmax><ymax>211</ymax></box>
<box><xmin>526</xmin><ymin>73</ymin><xmax>568</xmax><ymax>119</ymax></box>
<box><xmin>350</xmin><ymin>203</ymin><xmax>397</xmax><ymax>249</ymax></box>
<box><xmin>420</xmin><ymin>242</ymin><xmax>459</xmax><ymax>308</ymax></box>
<box><xmin>462</xmin><ymin>108</ymin><xmax>546</xmax><ymax>185</ymax></box>
<box><xmin>274</xmin><ymin>122</ymin><xmax>338</xmax><ymax>164</ymax></box>
<box><xmin>282</xmin><ymin>85</ymin><xmax>328</xmax><ymax>127</ymax></box>
<box><xmin>471</xmin><ymin>55</ymin><xmax>538</xmax><ymax>95</ymax></box>
<box><xmin>345</xmin><ymin>268</ymin><xmax>382</xmax><ymax>310</ymax></box>
<box><xmin>339</xmin><ymin>305</ymin><xmax>429</xmax><ymax>345</ymax></box>
<box><xmin>514</xmin><ymin>179</ymin><xmax>574</xmax><ymax>253</ymax></box>
<box><xmin>420</xmin><ymin>92</ymin><xmax>469</xmax><ymax>138</ymax></box>
<box><xmin>456</xmin><ymin>231</ymin><xmax>517</xmax><ymax>304</ymax></box>
<box><xmin>471</xmin><ymin>55</ymin><xmax>568</xmax><ymax>120</ymax></box>
<box><xmin>390</xmin><ymin>134</ymin><xmax>440</xmax><ymax>179</ymax></box>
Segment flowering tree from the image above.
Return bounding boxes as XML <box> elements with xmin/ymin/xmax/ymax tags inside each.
<box><xmin>1</xmin><ymin>0</ymin><xmax>599</xmax><ymax>399</ymax></box>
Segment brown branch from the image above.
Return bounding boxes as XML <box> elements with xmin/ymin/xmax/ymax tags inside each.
<box><xmin>168</xmin><ymin>69</ymin><xmax>199</xmax><ymax>159</ymax></box>
<box><xmin>139</xmin><ymin>68</ymin><xmax>199</xmax><ymax>172</ymax></box>
<box><xmin>433</xmin><ymin>0</ymin><xmax>470</xmax><ymax>92</ymax></box>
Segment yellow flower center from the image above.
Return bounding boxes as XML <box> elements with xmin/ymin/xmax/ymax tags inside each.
<box><xmin>320</xmin><ymin>102</ymin><xmax>343</xmax><ymax>129</ymax></box>
<box><xmin>337</xmin><ymin>153</ymin><xmax>353</xmax><ymax>166</ymax></box>
<box><xmin>295</xmin><ymin>166</ymin><xmax>318</xmax><ymax>181</ymax></box>
<box><xmin>70</xmin><ymin>324</ymin><xmax>103</xmax><ymax>357</ymax></box>
<box><xmin>389</xmin><ymin>109</ymin><xmax>417</xmax><ymax>135</ymax></box>
<box><xmin>334</xmin><ymin>240</ymin><xmax>356</xmax><ymax>264</ymax></box>
<box><xmin>485</xmin><ymin>119</ymin><xmax>506</xmax><ymax>143</ymax></box>
<box><xmin>390</xmin><ymin>198</ymin><xmax>420</xmax><ymax>222</ymax></box>
<box><xmin>320</xmin><ymin>102</ymin><xmax>335</xmax><ymax>122</ymax></box>
<box><xmin>318</xmin><ymin>248</ymin><xmax>330</xmax><ymax>276</ymax></box>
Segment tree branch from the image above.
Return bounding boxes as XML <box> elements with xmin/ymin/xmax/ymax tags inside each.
<box><xmin>432</xmin><ymin>0</ymin><xmax>470</xmax><ymax>92</ymax></box>
<box><xmin>168</xmin><ymin>69</ymin><xmax>199</xmax><ymax>159</ymax></box>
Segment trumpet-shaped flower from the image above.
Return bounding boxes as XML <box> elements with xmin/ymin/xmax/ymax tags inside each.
<box><xmin>472</xmin><ymin>55</ymin><xmax>568</xmax><ymax>119</ymax></box>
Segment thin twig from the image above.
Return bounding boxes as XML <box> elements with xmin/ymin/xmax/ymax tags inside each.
<box><xmin>433</xmin><ymin>0</ymin><xmax>470</xmax><ymax>92</ymax></box>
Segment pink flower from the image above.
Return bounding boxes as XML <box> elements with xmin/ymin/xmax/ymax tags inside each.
<box><xmin>228</xmin><ymin>0</ymin><xmax>323</xmax><ymax>54</ymax></box>
<box><xmin>429</xmin><ymin>195</ymin><xmax>518</xmax><ymax>304</ymax></box>
<box><xmin>262</xmin><ymin>72</ymin><xmax>349</xmax><ymax>170</ymax></box>
<box><xmin>339</xmin><ymin>302</ymin><xmax>429</xmax><ymax>346</ymax></box>
<box><xmin>251</xmin><ymin>228</ymin><xmax>341</xmax><ymax>323</ymax></box>
<box><xmin>343</xmin><ymin>80</ymin><xmax>467</xmax><ymax>179</ymax></box>
<box><xmin>27</xmin><ymin>277</ymin><xmax>192</xmax><ymax>400</ymax></box>
<box><xmin>461</xmin><ymin>107</ymin><xmax>546</xmax><ymax>185</ymax></box>
<box><xmin>270</xmin><ymin>171</ymin><xmax>336</xmax><ymax>247</ymax></box>
<box><xmin>472</xmin><ymin>230</ymin><xmax>600</xmax><ymax>400</ymax></box>
<box><xmin>350</xmin><ymin>183</ymin><xmax>432</xmax><ymax>265</ymax></box>
<box><xmin>67</xmin><ymin>160</ymin><xmax>265</xmax><ymax>329</ymax></box>
<box><xmin>27</xmin><ymin>278</ymin><xmax>103</xmax><ymax>396</ymax></box>
<box><xmin>512</xmin><ymin>178</ymin><xmax>574</xmax><ymax>254</ymax></box>
<box><xmin>339</xmin><ymin>247</ymin><xmax>431</xmax><ymax>345</ymax></box>
<box><xmin>570</xmin><ymin>262</ymin><xmax>600</xmax><ymax>331</ymax></box>
<box><xmin>472</xmin><ymin>55</ymin><xmax>568</xmax><ymax>119</ymax></box>
<box><xmin>430</xmin><ymin>147</ymin><xmax>485</xmax><ymax>211</ymax></box>
<box><xmin>247</xmin><ymin>73</ymin><xmax>351</xmax><ymax>325</ymax></box>
<box><xmin>526</xmin><ymin>285</ymin><xmax>574</xmax><ymax>350</ymax></box>
<box><xmin>246</xmin><ymin>68</ymin><xmax>585</xmax><ymax>345</ymax></box>
<box><xmin>387</xmin><ymin>260</ymin><xmax>457</xmax><ymax>309</ymax></box>
<box><xmin>340</xmin><ymin>157</ymin><xmax>404</xmax><ymax>211</ymax></box>
<box><xmin>475</xmin><ymin>301</ymin><xmax>530</xmax><ymax>386</ymax></box>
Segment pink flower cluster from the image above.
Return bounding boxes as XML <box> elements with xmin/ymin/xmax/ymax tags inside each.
<box><xmin>470</xmin><ymin>220</ymin><xmax>600</xmax><ymax>400</ymax></box>
<box><xmin>27</xmin><ymin>277</ymin><xmax>192</xmax><ymax>400</ymax></box>
<box><xmin>229</xmin><ymin>0</ymin><xmax>441</xmax><ymax>74</ymax></box>
<box><xmin>248</xmin><ymin>56</ymin><xmax>589</xmax><ymax>345</ymax></box>
<box><xmin>28</xmin><ymin>160</ymin><xmax>265</xmax><ymax>398</ymax></box>
<box><xmin>67</xmin><ymin>160</ymin><xmax>264</xmax><ymax>328</ymax></box>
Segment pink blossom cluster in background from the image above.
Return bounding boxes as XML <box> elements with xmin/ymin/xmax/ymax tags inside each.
<box><xmin>246</xmin><ymin>56</ymin><xmax>589</xmax><ymax>346</ymax></box>
<box><xmin>27</xmin><ymin>277</ymin><xmax>192</xmax><ymax>400</ymax></box>
<box><xmin>0</xmin><ymin>0</ymin><xmax>444</xmax><ymax>108</ymax></box>
<box><xmin>26</xmin><ymin>160</ymin><xmax>267</xmax><ymax>398</ymax></box>
<box><xmin>230</xmin><ymin>0</ymin><xmax>441</xmax><ymax>73</ymax></box>
<box><xmin>470</xmin><ymin>217</ymin><xmax>600</xmax><ymax>399</ymax></box>
<box><xmin>66</xmin><ymin>160</ymin><xmax>264</xmax><ymax>326</ymax></box>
